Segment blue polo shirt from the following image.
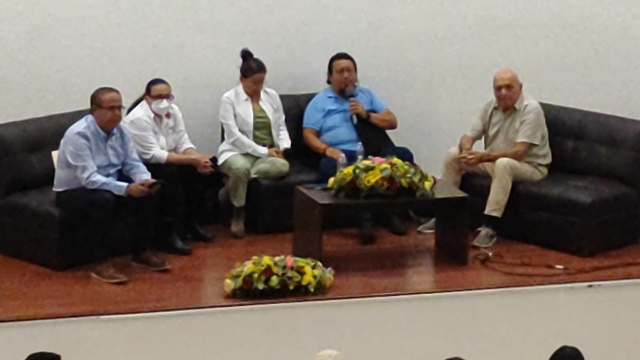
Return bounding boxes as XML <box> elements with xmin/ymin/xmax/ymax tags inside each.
<box><xmin>303</xmin><ymin>86</ymin><xmax>387</xmax><ymax>151</ymax></box>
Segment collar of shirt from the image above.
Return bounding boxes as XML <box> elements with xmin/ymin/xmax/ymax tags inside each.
<box><xmin>325</xmin><ymin>86</ymin><xmax>360</xmax><ymax>100</ymax></box>
<box><xmin>233</xmin><ymin>85</ymin><xmax>278</xmax><ymax>111</ymax></box>
<box><xmin>87</xmin><ymin>115</ymin><xmax>117</xmax><ymax>141</ymax></box>
<box><xmin>236</xmin><ymin>86</ymin><xmax>266</xmax><ymax>102</ymax></box>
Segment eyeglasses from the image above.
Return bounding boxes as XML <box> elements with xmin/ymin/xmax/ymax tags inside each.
<box><xmin>148</xmin><ymin>94</ymin><xmax>175</xmax><ymax>101</ymax></box>
<box><xmin>96</xmin><ymin>105</ymin><xmax>126</xmax><ymax>112</ymax></box>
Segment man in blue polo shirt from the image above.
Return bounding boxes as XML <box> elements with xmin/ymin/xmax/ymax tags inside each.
<box><xmin>302</xmin><ymin>52</ymin><xmax>413</xmax><ymax>242</ymax></box>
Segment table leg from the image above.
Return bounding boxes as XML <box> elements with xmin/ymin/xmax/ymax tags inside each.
<box><xmin>292</xmin><ymin>190</ymin><xmax>323</xmax><ymax>259</ymax></box>
<box><xmin>435</xmin><ymin>196</ymin><xmax>469</xmax><ymax>265</ymax></box>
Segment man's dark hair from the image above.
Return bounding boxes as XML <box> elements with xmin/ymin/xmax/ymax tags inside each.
<box><xmin>90</xmin><ymin>87</ymin><xmax>120</xmax><ymax>112</ymax></box>
<box><xmin>549</xmin><ymin>346</ymin><xmax>585</xmax><ymax>360</ymax></box>
<box><xmin>25</xmin><ymin>352</ymin><xmax>61</xmax><ymax>360</ymax></box>
<box><xmin>239</xmin><ymin>48</ymin><xmax>267</xmax><ymax>79</ymax></box>
<box><xmin>326</xmin><ymin>52</ymin><xmax>358</xmax><ymax>84</ymax></box>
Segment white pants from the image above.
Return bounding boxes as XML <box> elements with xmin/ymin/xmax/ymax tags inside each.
<box><xmin>440</xmin><ymin>147</ymin><xmax>548</xmax><ymax>217</ymax></box>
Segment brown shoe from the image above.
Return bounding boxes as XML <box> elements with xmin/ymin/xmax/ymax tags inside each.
<box><xmin>132</xmin><ymin>251</ymin><xmax>171</xmax><ymax>271</ymax></box>
<box><xmin>91</xmin><ymin>262</ymin><xmax>129</xmax><ymax>284</ymax></box>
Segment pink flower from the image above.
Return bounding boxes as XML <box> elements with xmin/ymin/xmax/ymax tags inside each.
<box><xmin>285</xmin><ymin>256</ymin><xmax>295</xmax><ymax>268</ymax></box>
<box><xmin>372</xmin><ymin>157</ymin><xmax>385</xmax><ymax>164</ymax></box>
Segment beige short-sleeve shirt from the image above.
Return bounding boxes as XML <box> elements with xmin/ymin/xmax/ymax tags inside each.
<box><xmin>468</xmin><ymin>94</ymin><xmax>552</xmax><ymax>165</ymax></box>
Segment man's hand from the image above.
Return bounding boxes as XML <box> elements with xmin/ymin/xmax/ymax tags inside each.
<box><xmin>127</xmin><ymin>181</ymin><xmax>152</xmax><ymax>198</ymax></box>
<box><xmin>349</xmin><ymin>99</ymin><xmax>367</xmax><ymax>118</ymax></box>
<box><xmin>459</xmin><ymin>150</ymin><xmax>486</xmax><ymax>166</ymax></box>
<box><xmin>324</xmin><ymin>147</ymin><xmax>344</xmax><ymax>161</ymax></box>
<box><xmin>268</xmin><ymin>148</ymin><xmax>284</xmax><ymax>158</ymax></box>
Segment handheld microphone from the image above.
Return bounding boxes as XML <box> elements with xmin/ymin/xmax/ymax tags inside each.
<box><xmin>344</xmin><ymin>86</ymin><xmax>358</xmax><ymax>125</ymax></box>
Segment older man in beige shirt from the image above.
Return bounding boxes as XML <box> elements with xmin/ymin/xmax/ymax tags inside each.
<box><xmin>421</xmin><ymin>69</ymin><xmax>552</xmax><ymax>247</ymax></box>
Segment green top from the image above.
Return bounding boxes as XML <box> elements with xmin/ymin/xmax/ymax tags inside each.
<box><xmin>252</xmin><ymin>104</ymin><xmax>275</xmax><ymax>147</ymax></box>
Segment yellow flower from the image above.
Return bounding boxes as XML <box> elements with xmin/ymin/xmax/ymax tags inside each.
<box><xmin>301</xmin><ymin>265</ymin><xmax>316</xmax><ymax>287</ymax></box>
<box><xmin>424</xmin><ymin>175</ymin><xmax>435</xmax><ymax>190</ymax></box>
<box><xmin>261</xmin><ymin>256</ymin><xmax>274</xmax><ymax>268</ymax></box>
<box><xmin>242</xmin><ymin>263</ymin><xmax>256</xmax><ymax>276</ymax></box>
<box><xmin>328</xmin><ymin>177</ymin><xmax>335</xmax><ymax>187</ymax></box>
<box><xmin>223</xmin><ymin>278</ymin><xmax>235</xmax><ymax>294</ymax></box>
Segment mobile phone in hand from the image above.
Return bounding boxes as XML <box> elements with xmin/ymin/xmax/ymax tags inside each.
<box><xmin>147</xmin><ymin>180</ymin><xmax>164</xmax><ymax>194</ymax></box>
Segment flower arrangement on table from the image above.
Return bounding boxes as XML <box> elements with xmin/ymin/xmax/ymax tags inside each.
<box><xmin>328</xmin><ymin>156</ymin><xmax>435</xmax><ymax>198</ymax></box>
<box><xmin>224</xmin><ymin>255</ymin><xmax>335</xmax><ymax>298</ymax></box>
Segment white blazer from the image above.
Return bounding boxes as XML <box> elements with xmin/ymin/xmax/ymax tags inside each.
<box><xmin>217</xmin><ymin>85</ymin><xmax>291</xmax><ymax>165</ymax></box>
<box><xmin>122</xmin><ymin>100</ymin><xmax>195</xmax><ymax>164</ymax></box>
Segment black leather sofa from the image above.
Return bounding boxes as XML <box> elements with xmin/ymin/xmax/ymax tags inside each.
<box><xmin>461</xmin><ymin>103</ymin><xmax>640</xmax><ymax>256</ymax></box>
<box><xmin>0</xmin><ymin>109</ymin><xmax>138</xmax><ymax>270</ymax></box>
<box><xmin>0</xmin><ymin>93</ymin><xmax>322</xmax><ymax>270</ymax></box>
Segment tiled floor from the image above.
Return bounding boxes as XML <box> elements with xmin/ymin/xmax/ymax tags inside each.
<box><xmin>2</xmin><ymin>223</ymin><xmax>640</xmax><ymax>322</ymax></box>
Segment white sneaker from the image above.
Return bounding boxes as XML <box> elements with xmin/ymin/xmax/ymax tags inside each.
<box><xmin>417</xmin><ymin>218</ymin><xmax>436</xmax><ymax>233</ymax></box>
<box><xmin>472</xmin><ymin>227</ymin><xmax>498</xmax><ymax>248</ymax></box>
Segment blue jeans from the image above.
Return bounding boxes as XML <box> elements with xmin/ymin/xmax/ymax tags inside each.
<box><xmin>317</xmin><ymin>146</ymin><xmax>414</xmax><ymax>183</ymax></box>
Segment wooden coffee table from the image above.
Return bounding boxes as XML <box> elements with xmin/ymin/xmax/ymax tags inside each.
<box><xmin>292</xmin><ymin>183</ymin><xmax>470</xmax><ymax>265</ymax></box>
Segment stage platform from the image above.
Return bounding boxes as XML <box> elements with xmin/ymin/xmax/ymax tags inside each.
<box><xmin>2</xmin><ymin>223</ymin><xmax>640</xmax><ymax>323</ymax></box>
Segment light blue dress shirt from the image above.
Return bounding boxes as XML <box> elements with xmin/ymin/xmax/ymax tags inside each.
<box><xmin>303</xmin><ymin>86</ymin><xmax>387</xmax><ymax>151</ymax></box>
<box><xmin>53</xmin><ymin>115</ymin><xmax>151</xmax><ymax>196</ymax></box>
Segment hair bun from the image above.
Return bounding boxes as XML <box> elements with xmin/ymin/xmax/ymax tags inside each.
<box><xmin>240</xmin><ymin>48</ymin><xmax>254</xmax><ymax>62</ymax></box>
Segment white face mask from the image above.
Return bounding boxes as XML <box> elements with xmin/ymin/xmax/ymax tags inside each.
<box><xmin>150</xmin><ymin>99</ymin><xmax>172</xmax><ymax>117</ymax></box>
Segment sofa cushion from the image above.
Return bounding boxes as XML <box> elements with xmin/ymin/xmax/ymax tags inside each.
<box><xmin>280</xmin><ymin>93</ymin><xmax>321</xmax><ymax>169</ymax></box>
<box><xmin>0</xmin><ymin>186</ymin><xmax>59</xmax><ymax>231</ymax></box>
<box><xmin>0</xmin><ymin>109</ymin><xmax>90</xmax><ymax>198</ymax></box>
<box><xmin>461</xmin><ymin>173</ymin><xmax>639</xmax><ymax>220</ymax></box>
<box><xmin>541</xmin><ymin>103</ymin><xmax>640</xmax><ymax>193</ymax></box>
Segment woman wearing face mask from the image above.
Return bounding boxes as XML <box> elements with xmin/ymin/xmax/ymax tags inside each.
<box><xmin>123</xmin><ymin>78</ymin><xmax>218</xmax><ymax>255</ymax></box>
<box><xmin>218</xmin><ymin>48</ymin><xmax>291</xmax><ymax>238</ymax></box>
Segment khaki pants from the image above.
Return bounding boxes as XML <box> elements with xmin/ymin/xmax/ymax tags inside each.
<box><xmin>219</xmin><ymin>154</ymin><xmax>290</xmax><ymax>207</ymax></box>
<box><xmin>440</xmin><ymin>147</ymin><xmax>548</xmax><ymax>217</ymax></box>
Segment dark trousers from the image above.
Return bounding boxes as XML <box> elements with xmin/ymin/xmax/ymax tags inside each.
<box><xmin>317</xmin><ymin>146</ymin><xmax>415</xmax><ymax>183</ymax></box>
<box><xmin>55</xmin><ymin>188</ymin><xmax>155</xmax><ymax>260</ymax></box>
<box><xmin>144</xmin><ymin>163</ymin><xmax>217</xmax><ymax>236</ymax></box>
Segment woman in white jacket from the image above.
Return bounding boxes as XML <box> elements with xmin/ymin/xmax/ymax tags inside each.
<box><xmin>218</xmin><ymin>49</ymin><xmax>291</xmax><ymax>238</ymax></box>
<box><xmin>123</xmin><ymin>78</ymin><xmax>218</xmax><ymax>255</ymax></box>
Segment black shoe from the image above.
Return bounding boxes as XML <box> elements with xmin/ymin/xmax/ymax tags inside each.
<box><xmin>359</xmin><ymin>214</ymin><xmax>375</xmax><ymax>245</ymax></box>
<box><xmin>159</xmin><ymin>232</ymin><xmax>192</xmax><ymax>256</ymax></box>
<box><xmin>187</xmin><ymin>222</ymin><xmax>214</xmax><ymax>243</ymax></box>
<box><xmin>381</xmin><ymin>214</ymin><xmax>408</xmax><ymax>236</ymax></box>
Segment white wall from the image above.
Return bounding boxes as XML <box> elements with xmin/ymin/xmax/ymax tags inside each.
<box><xmin>1</xmin><ymin>0</ymin><xmax>639</xmax><ymax>173</ymax></box>
<box><xmin>2</xmin><ymin>281</ymin><xmax>640</xmax><ymax>360</ymax></box>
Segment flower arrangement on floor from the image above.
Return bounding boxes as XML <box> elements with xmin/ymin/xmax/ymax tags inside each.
<box><xmin>224</xmin><ymin>255</ymin><xmax>335</xmax><ymax>298</ymax></box>
<box><xmin>328</xmin><ymin>156</ymin><xmax>435</xmax><ymax>198</ymax></box>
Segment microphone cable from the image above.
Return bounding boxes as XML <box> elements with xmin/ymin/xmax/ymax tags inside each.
<box><xmin>474</xmin><ymin>248</ymin><xmax>640</xmax><ymax>277</ymax></box>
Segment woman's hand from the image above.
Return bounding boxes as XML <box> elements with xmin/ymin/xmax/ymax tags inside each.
<box><xmin>268</xmin><ymin>148</ymin><xmax>284</xmax><ymax>158</ymax></box>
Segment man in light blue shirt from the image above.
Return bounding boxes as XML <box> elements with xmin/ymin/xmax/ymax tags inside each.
<box><xmin>54</xmin><ymin>87</ymin><xmax>168</xmax><ymax>284</ymax></box>
<box><xmin>303</xmin><ymin>85</ymin><xmax>388</xmax><ymax>153</ymax></box>
<box><xmin>303</xmin><ymin>52</ymin><xmax>414</xmax><ymax>242</ymax></box>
